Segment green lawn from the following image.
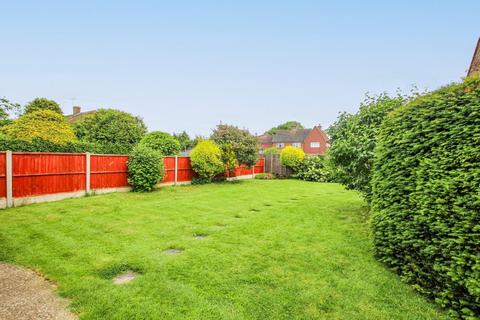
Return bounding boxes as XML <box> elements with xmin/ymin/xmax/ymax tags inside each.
<box><xmin>0</xmin><ymin>180</ymin><xmax>446</xmax><ymax>319</ymax></box>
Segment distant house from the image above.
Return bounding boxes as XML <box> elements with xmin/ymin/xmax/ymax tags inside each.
<box><xmin>65</xmin><ymin>106</ymin><xmax>96</xmax><ymax>123</ymax></box>
<box><xmin>467</xmin><ymin>37</ymin><xmax>480</xmax><ymax>77</ymax></box>
<box><xmin>258</xmin><ymin>125</ymin><xmax>329</xmax><ymax>155</ymax></box>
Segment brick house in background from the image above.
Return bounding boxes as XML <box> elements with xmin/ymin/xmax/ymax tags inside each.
<box><xmin>66</xmin><ymin>106</ymin><xmax>97</xmax><ymax>123</ymax></box>
<box><xmin>468</xmin><ymin>37</ymin><xmax>480</xmax><ymax>77</ymax></box>
<box><xmin>258</xmin><ymin>125</ymin><xmax>329</xmax><ymax>155</ymax></box>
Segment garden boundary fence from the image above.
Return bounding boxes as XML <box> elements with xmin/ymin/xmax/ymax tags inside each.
<box><xmin>263</xmin><ymin>154</ymin><xmax>292</xmax><ymax>177</ymax></box>
<box><xmin>0</xmin><ymin>151</ymin><xmax>265</xmax><ymax>208</ymax></box>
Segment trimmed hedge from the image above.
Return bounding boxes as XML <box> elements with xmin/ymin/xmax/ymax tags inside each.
<box><xmin>371</xmin><ymin>76</ymin><xmax>480</xmax><ymax>318</ymax></box>
<box><xmin>280</xmin><ymin>146</ymin><xmax>305</xmax><ymax>170</ymax></box>
<box><xmin>190</xmin><ymin>140</ymin><xmax>224</xmax><ymax>182</ymax></box>
<box><xmin>127</xmin><ymin>145</ymin><xmax>164</xmax><ymax>192</ymax></box>
<box><xmin>0</xmin><ymin>136</ymin><xmax>130</xmax><ymax>154</ymax></box>
<box><xmin>139</xmin><ymin>131</ymin><xmax>181</xmax><ymax>156</ymax></box>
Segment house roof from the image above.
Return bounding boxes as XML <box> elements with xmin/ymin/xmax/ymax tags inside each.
<box><xmin>271</xmin><ymin>128</ymin><xmax>312</xmax><ymax>143</ymax></box>
<box><xmin>66</xmin><ymin>110</ymin><xmax>97</xmax><ymax>123</ymax></box>
<box><xmin>257</xmin><ymin>134</ymin><xmax>273</xmax><ymax>144</ymax></box>
<box><xmin>467</xmin><ymin>37</ymin><xmax>480</xmax><ymax>77</ymax></box>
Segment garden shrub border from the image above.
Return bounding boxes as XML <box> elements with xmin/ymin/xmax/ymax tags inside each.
<box><xmin>371</xmin><ymin>76</ymin><xmax>480</xmax><ymax>319</ymax></box>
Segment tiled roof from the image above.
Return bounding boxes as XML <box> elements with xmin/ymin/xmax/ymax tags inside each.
<box><xmin>468</xmin><ymin>37</ymin><xmax>480</xmax><ymax>77</ymax></box>
<box><xmin>271</xmin><ymin>129</ymin><xmax>312</xmax><ymax>143</ymax></box>
<box><xmin>65</xmin><ymin>110</ymin><xmax>97</xmax><ymax>123</ymax></box>
<box><xmin>257</xmin><ymin>134</ymin><xmax>273</xmax><ymax>144</ymax></box>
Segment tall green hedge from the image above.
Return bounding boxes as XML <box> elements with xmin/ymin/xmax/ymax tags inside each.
<box><xmin>0</xmin><ymin>136</ymin><xmax>128</xmax><ymax>154</ymax></box>
<box><xmin>371</xmin><ymin>76</ymin><xmax>480</xmax><ymax>319</ymax></box>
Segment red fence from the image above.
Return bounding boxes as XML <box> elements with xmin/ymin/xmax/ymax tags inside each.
<box><xmin>0</xmin><ymin>152</ymin><xmax>264</xmax><ymax>208</ymax></box>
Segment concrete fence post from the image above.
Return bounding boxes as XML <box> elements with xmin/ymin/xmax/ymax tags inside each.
<box><xmin>86</xmin><ymin>152</ymin><xmax>91</xmax><ymax>194</ymax></box>
<box><xmin>252</xmin><ymin>162</ymin><xmax>255</xmax><ymax>178</ymax></box>
<box><xmin>6</xmin><ymin>150</ymin><xmax>13</xmax><ymax>208</ymax></box>
<box><xmin>174</xmin><ymin>156</ymin><xmax>178</xmax><ymax>185</ymax></box>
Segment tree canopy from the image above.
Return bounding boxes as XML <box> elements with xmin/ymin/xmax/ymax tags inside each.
<box><xmin>74</xmin><ymin>108</ymin><xmax>147</xmax><ymax>153</ymax></box>
<box><xmin>24</xmin><ymin>98</ymin><xmax>63</xmax><ymax>115</ymax></box>
<box><xmin>139</xmin><ymin>131</ymin><xmax>181</xmax><ymax>156</ymax></box>
<box><xmin>173</xmin><ymin>131</ymin><xmax>194</xmax><ymax>151</ymax></box>
<box><xmin>2</xmin><ymin>110</ymin><xmax>76</xmax><ymax>145</ymax></box>
<box><xmin>211</xmin><ymin>124</ymin><xmax>258</xmax><ymax>167</ymax></box>
<box><xmin>327</xmin><ymin>93</ymin><xmax>407</xmax><ymax>202</ymax></box>
<box><xmin>266</xmin><ymin>121</ymin><xmax>304</xmax><ymax>135</ymax></box>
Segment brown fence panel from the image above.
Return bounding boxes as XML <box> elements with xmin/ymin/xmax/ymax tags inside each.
<box><xmin>264</xmin><ymin>154</ymin><xmax>291</xmax><ymax>177</ymax></box>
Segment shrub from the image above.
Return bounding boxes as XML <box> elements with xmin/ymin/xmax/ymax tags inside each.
<box><xmin>263</xmin><ymin>147</ymin><xmax>280</xmax><ymax>155</ymax></box>
<box><xmin>371</xmin><ymin>76</ymin><xmax>480</xmax><ymax>319</ymax></box>
<box><xmin>3</xmin><ymin>110</ymin><xmax>76</xmax><ymax>145</ymax></box>
<box><xmin>294</xmin><ymin>155</ymin><xmax>329</xmax><ymax>182</ymax></box>
<box><xmin>190</xmin><ymin>140</ymin><xmax>224</xmax><ymax>182</ymax></box>
<box><xmin>74</xmin><ymin>109</ymin><xmax>147</xmax><ymax>153</ymax></box>
<box><xmin>327</xmin><ymin>93</ymin><xmax>407</xmax><ymax>202</ymax></box>
<box><xmin>24</xmin><ymin>98</ymin><xmax>62</xmax><ymax>114</ymax></box>
<box><xmin>254</xmin><ymin>173</ymin><xmax>275</xmax><ymax>180</ymax></box>
<box><xmin>280</xmin><ymin>146</ymin><xmax>305</xmax><ymax>170</ymax></box>
<box><xmin>211</xmin><ymin>124</ymin><xmax>258</xmax><ymax>167</ymax></box>
<box><xmin>139</xmin><ymin>131</ymin><xmax>181</xmax><ymax>156</ymax></box>
<box><xmin>127</xmin><ymin>145</ymin><xmax>164</xmax><ymax>192</ymax></box>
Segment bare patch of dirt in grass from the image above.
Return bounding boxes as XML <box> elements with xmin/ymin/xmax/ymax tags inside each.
<box><xmin>112</xmin><ymin>271</ymin><xmax>138</xmax><ymax>285</ymax></box>
<box><xmin>164</xmin><ymin>248</ymin><xmax>183</xmax><ymax>255</ymax></box>
<box><xmin>0</xmin><ymin>263</ymin><xmax>77</xmax><ymax>320</ymax></box>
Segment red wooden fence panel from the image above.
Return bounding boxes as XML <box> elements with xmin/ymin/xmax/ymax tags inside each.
<box><xmin>2</xmin><ymin>152</ymin><xmax>265</xmax><ymax>203</ymax></box>
<box><xmin>90</xmin><ymin>154</ymin><xmax>129</xmax><ymax>189</ymax></box>
<box><xmin>0</xmin><ymin>152</ymin><xmax>6</xmax><ymax>198</ymax></box>
<box><xmin>12</xmin><ymin>152</ymin><xmax>86</xmax><ymax>197</ymax></box>
<box><xmin>162</xmin><ymin>157</ymin><xmax>176</xmax><ymax>183</ymax></box>
<box><xmin>177</xmin><ymin>156</ymin><xmax>194</xmax><ymax>182</ymax></box>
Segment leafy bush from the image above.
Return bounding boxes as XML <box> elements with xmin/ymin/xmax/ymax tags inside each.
<box><xmin>327</xmin><ymin>93</ymin><xmax>407</xmax><ymax>202</ymax></box>
<box><xmin>294</xmin><ymin>155</ymin><xmax>329</xmax><ymax>182</ymax></box>
<box><xmin>3</xmin><ymin>110</ymin><xmax>76</xmax><ymax>145</ymax></box>
<box><xmin>263</xmin><ymin>147</ymin><xmax>280</xmax><ymax>155</ymax></box>
<box><xmin>220</xmin><ymin>143</ymin><xmax>237</xmax><ymax>173</ymax></box>
<box><xmin>371</xmin><ymin>76</ymin><xmax>480</xmax><ymax>319</ymax></box>
<box><xmin>24</xmin><ymin>98</ymin><xmax>62</xmax><ymax>114</ymax></box>
<box><xmin>280</xmin><ymin>146</ymin><xmax>305</xmax><ymax>170</ymax></box>
<box><xmin>127</xmin><ymin>145</ymin><xmax>164</xmax><ymax>192</ymax></box>
<box><xmin>211</xmin><ymin>124</ymin><xmax>258</xmax><ymax>167</ymax></box>
<box><xmin>139</xmin><ymin>131</ymin><xmax>181</xmax><ymax>155</ymax></box>
<box><xmin>74</xmin><ymin>109</ymin><xmax>147</xmax><ymax>153</ymax></box>
<box><xmin>254</xmin><ymin>173</ymin><xmax>275</xmax><ymax>180</ymax></box>
<box><xmin>190</xmin><ymin>140</ymin><xmax>224</xmax><ymax>182</ymax></box>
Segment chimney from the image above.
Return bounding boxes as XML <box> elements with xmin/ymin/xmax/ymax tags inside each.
<box><xmin>73</xmin><ymin>106</ymin><xmax>81</xmax><ymax>115</ymax></box>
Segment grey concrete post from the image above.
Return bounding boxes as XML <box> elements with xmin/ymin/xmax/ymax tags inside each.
<box><xmin>86</xmin><ymin>152</ymin><xmax>91</xmax><ymax>194</ymax></box>
<box><xmin>6</xmin><ymin>151</ymin><xmax>13</xmax><ymax>208</ymax></box>
<box><xmin>174</xmin><ymin>156</ymin><xmax>178</xmax><ymax>185</ymax></box>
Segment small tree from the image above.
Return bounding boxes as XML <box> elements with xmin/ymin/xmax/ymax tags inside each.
<box><xmin>24</xmin><ymin>98</ymin><xmax>63</xmax><ymax>115</ymax></box>
<box><xmin>139</xmin><ymin>131</ymin><xmax>181</xmax><ymax>155</ymax></box>
<box><xmin>327</xmin><ymin>93</ymin><xmax>407</xmax><ymax>202</ymax></box>
<box><xmin>280</xmin><ymin>146</ymin><xmax>305</xmax><ymax>171</ymax></box>
<box><xmin>211</xmin><ymin>124</ymin><xmax>258</xmax><ymax>167</ymax></box>
<box><xmin>190</xmin><ymin>140</ymin><xmax>224</xmax><ymax>182</ymax></box>
<box><xmin>127</xmin><ymin>145</ymin><xmax>164</xmax><ymax>192</ymax></box>
<box><xmin>3</xmin><ymin>110</ymin><xmax>76</xmax><ymax>145</ymax></box>
<box><xmin>74</xmin><ymin>109</ymin><xmax>147</xmax><ymax>152</ymax></box>
<box><xmin>0</xmin><ymin>97</ymin><xmax>22</xmax><ymax>119</ymax></box>
<box><xmin>173</xmin><ymin>131</ymin><xmax>194</xmax><ymax>151</ymax></box>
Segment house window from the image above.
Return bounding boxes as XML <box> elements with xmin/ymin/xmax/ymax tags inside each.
<box><xmin>276</xmin><ymin>143</ymin><xmax>285</xmax><ymax>148</ymax></box>
<box><xmin>292</xmin><ymin>142</ymin><xmax>301</xmax><ymax>148</ymax></box>
<box><xmin>310</xmin><ymin>142</ymin><xmax>320</xmax><ymax>148</ymax></box>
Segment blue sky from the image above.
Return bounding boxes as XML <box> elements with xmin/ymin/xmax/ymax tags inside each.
<box><xmin>1</xmin><ymin>1</ymin><xmax>479</xmax><ymax>136</ymax></box>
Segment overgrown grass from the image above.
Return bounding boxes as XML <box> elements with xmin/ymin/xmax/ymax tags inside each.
<box><xmin>0</xmin><ymin>180</ymin><xmax>446</xmax><ymax>319</ymax></box>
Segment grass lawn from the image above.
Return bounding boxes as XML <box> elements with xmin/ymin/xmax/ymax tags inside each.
<box><xmin>0</xmin><ymin>180</ymin><xmax>446</xmax><ymax>319</ymax></box>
